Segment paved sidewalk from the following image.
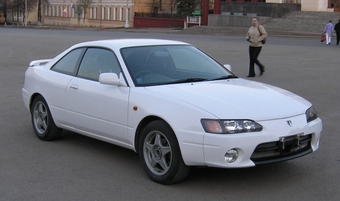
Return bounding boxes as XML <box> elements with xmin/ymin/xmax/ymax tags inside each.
<box><xmin>1</xmin><ymin>26</ymin><xmax>339</xmax><ymax>201</ymax></box>
<box><xmin>90</xmin><ymin>25</ymin><xmax>322</xmax><ymax>38</ymax></box>
<box><xmin>178</xmin><ymin>26</ymin><xmax>321</xmax><ymax>38</ymax></box>
<box><xmin>1</xmin><ymin>24</ymin><xmax>322</xmax><ymax>38</ymax></box>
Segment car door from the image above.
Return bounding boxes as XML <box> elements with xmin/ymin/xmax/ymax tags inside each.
<box><xmin>65</xmin><ymin>47</ymin><xmax>130</xmax><ymax>144</ymax></box>
<box><xmin>48</xmin><ymin>47</ymin><xmax>85</xmax><ymax>126</ymax></box>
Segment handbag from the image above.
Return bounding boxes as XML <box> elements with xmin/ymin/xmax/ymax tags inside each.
<box><xmin>258</xmin><ymin>25</ymin><xmax>266</xmax><ymax>44</ymax></box>
<box><xmin>321</xmin><ymin>34</ymin><xmax>326</xmax><ymax>42</ymax></box>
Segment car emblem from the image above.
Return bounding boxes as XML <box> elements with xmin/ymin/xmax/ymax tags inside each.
<box><xmin>287</xmin><ymin>120</ymin><xmax>292</xmax><ymax>127</ymax></box>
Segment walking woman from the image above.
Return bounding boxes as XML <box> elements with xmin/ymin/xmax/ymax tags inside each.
<box><xmin>323</xmin><ymin>20</ymin><xmax>334</xmax><ymax>45</ymax></box>
<box><xmin>246</xmin><ymin>17</ymin><xmax>267</xmax><ymax>77</ymax></box>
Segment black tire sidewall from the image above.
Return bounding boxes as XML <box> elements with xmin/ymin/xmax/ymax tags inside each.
<box><xmin>139</xmin><ymin>120</ymin><xmax>182</xmax><ymax>184</ymax></box>
<box><xmin>30</xmin><ymin>96</ymin><xmax>60</xmax><ymax>140</ymax></box>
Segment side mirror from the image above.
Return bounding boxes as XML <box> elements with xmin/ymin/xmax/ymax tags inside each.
<box><xmin>99</xmin><ymin>73</ymin><xmax>126</xmax><ymax>86</ymax></box>
<box><xmin>223</xmin><ymin>64</ymin><xmax>232</xmax><ymax>72</ymax></box>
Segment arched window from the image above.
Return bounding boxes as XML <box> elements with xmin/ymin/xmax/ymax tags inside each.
<box><xmin>114</xmin><ymin>7</ymin><xmax>118</xmax><ymax>20</ymax></box>
<box><xmin>120</xmin><ymin>7</ymin><xmax>124</xmax><ymax>21</ymax></box>
<box><xmin>127</xmin><ymin>8</ymin><xmax>130</xmax><ymax>21</ymax></box>
<box><xmin>108</xmin><ymin>7</ymin><xmax>112</xmax><ymax>20</ymax></box>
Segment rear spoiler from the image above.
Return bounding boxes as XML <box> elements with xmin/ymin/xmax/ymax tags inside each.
<box><xmin>29</xmin><ymin>59</ymin><xmax>52</xmax><ymax>67</ymax></box>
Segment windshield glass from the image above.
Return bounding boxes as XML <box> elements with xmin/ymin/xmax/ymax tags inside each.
<box><xmin>121</xmin><ymin>45</ymin><xmax>235</xmax><ymax>86</ymax></box>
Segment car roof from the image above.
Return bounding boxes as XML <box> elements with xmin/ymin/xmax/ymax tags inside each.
<box><xmin>72</xmin><ymin>39</ymin><xmax>190</xmax><ymax>49</ymax></box>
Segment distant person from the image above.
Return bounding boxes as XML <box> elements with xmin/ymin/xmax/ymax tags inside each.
<box><xmin>334</xmin><ymin>19</ymin><xmax>340</xmax><ymax>45</ymax></box>
<box><xmin>246</xmin><ymin>17</ymin><xmax>267</xmax><ymax>77</ymax></box>
<box><xmin>323</xmin><ymin>20</ymin><xmax>334</xmax><ymax>45</ymax></box>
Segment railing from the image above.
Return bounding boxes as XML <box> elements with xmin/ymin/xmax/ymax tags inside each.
<box><xmin>134</xmin><ymin>12</ymin><xmax>183</xmax><ymax>19</ymax></box>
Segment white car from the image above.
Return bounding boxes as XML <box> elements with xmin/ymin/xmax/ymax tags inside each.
<box><xmin>22</xmin><ymin>39</ymin><xmax>322</xmax><ymax>184</ymax></box>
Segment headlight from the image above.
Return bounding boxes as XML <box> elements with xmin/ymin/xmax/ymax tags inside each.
<box><xmin>306</xmin><ymin>106</ymin><xmax>317</xmax><ymax>123</ymax></box>
<box><xmin>201</xmin><ymin>119</ymin><xmax>263</xmax><ymax>134</ymax></box>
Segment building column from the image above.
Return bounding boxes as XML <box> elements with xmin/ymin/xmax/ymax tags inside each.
<box><xmin>214</xmin><ymin>0</ymin><xmax>221</xmax><ymax>14</ymax></box>
<box><xmin>202</xmin><ymin>0</ymin><xmax>209</xmax><ymax>25</ymax></box>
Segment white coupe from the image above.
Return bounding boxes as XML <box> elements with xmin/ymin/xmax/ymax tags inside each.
<box><xmin>22</xmin><ymin>39</ymin><xmax>322</xmax><ymax>184</ymax></box>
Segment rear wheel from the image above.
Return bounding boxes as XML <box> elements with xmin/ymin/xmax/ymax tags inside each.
<box><xmin>139</xmin><ymin>120</ymin><xmax>190</xmax><ymax>184</ymax></box>
<box><xmin>30</xmin><ymin>95</ymin><xmax>61</xmax><ymax>141</ymax></box>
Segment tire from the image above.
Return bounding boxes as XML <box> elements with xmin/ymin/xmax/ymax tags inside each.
<box><xmin>30</xmin><ymin>95</ymin><xmax>61</xmax><ymax>141</ymax></box>
<box><xmin>139</xmin><ymin>120</ymin><xmax>190</xmax><ymax>184</ymax></box>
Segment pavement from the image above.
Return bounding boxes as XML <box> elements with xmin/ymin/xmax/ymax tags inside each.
<box><xmin>1</xmin><ymin>24</ymin><xmax>322</xmax><ymax>38</ymax></box>
<box><xmin>178</xmin><ymin>25</ymin><xmax>322</xmax><ymax>38</ymax></box>
<box><xmin>1</xmin><ymin>25</ymin><xmax>339</xmax><ymax>201</ymax></box>
<box><xmin>122</xmin><ymin>26</ymin><xmax>321</xmax><ymax>38</ymax></box>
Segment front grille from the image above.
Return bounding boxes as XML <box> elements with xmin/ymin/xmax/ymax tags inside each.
<box><xmin>251</xmin><ymin>134</ymin><xmax>313</xmax><ymax>165</ymax></box>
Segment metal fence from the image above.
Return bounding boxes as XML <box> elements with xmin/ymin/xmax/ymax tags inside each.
<box><xmin>134</xmin><ymin>12</ymin><xmax>183</xmax><ymax>19</ymax></box>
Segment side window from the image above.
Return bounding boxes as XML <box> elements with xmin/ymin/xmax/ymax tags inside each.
<box><xmin>77</xmin><ymin>48</ymin><xmax>121</xmax><ymax>81</ymax></box>
<box><xmin>51</xmin><ymin>48</ymin><xmax>84</xmax><ymax>75</ymax></box>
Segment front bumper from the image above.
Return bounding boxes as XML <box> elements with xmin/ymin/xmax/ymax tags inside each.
<box><xmin>22</xmin><ymin>88</ymin><xmax>30</xmax><ymax>111</ymax></box>
<box><xmin>201</xmin><ymin>115</ymin><xmax>322</xmax><ymax>168</ymax></box>
<box><xmin>251</xmin><ymin>133</ymin><xmax>313</xmax><ymax>165</ymax></box>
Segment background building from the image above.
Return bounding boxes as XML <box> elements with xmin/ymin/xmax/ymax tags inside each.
<box><xmin>4</xmin><ymin>0</ymin><xmax>39</xmax><ymax>25</ymax></box>
<box><xmin>42</xmin><ymin>0</ymin><xmax>133</xmax><ymax>28</ymax></box>
<box><xmin>267</xmin><ymin>0</ymin><xmax>339</xmax><ymax>12</ymax></box>
<box><xmin>3</xmin><ymin>0</ymin><xmax>339</xmax><ymax>27</ymax></box>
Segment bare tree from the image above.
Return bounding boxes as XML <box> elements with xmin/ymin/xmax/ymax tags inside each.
<box><xmin>1</xmin><ymin>0</ymin><xmax>10</xmax><ymax>25</ymax></box>
<box><xmin>76</xmin><ymin>0</ymin><xmax>92</xmax><ymax>26</ymax></box>
<box><xmin>37</xmin><ymin>0</ymin><xmax>48</xmax><ymax>25</ymax></box>
<box><xmin>176</xmin><ymin>0</ymin><xmax>196</xmax><ymax>28</ymax></box>
<box><xmin>6</xmin><ymin>0</ymin><xmax>37</xmax><ymax>24</ymax></box>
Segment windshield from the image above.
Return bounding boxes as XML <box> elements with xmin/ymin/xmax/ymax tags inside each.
<box><xmin>121</xmin><ymin>45</ymin><xmax>236</xmax><ymax>87</ymax></box>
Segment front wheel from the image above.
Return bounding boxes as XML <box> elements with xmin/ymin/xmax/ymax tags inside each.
<box><xmin>30</xmin><ymin>95</ymin><xmax>61</xmax><ymax>141</ymax></box>
<box><xmin>139</xmin><ymin>120</ymin><xmax>190</xmax><ymax>184</ymax></box>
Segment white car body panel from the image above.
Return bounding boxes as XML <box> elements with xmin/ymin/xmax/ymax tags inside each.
<box><xmin>65</xmin><ymin>77</ymin><xmax>130</xmax><ymax>145</ymax></box>
<box><xmin>22</xmin><ymin>39</ymin><xmax>322</xmax><ymax>170</ymax></box>
<box><xmin>203</xmin><ymin>116</ymin><xmax>322</xmax><ymax>167</ymax></box>
<box><xmin>143</xmin><ymin>79</ymin><xmax>311</xmax><ymax>120</ymax></box>
<box><xmin>126</xmin><ymin>81</ymin><xmax>321</xmax><ymax>167</ymax></box>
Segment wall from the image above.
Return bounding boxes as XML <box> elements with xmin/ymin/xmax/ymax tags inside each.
<box><xmin>134</xmin><ymin>17</ymin><xmax>184</xmax><ymax>28</ymax></box>
<box><xmin>42</xmin><ymin>1</ymin><xmax>134</xmax><ymax>28</ymax></box>
<box><xmin>208</xmin><ymin>15</ymin><xmax>271</xmax><ymax>27</ymax></box>
<box><xmin>6</xmin><ymin>8</ymin><xmax>38</xmax><ymax>25</ymax></box>
<box><xmin>267</xmin><ymin>0</ymin><xmax>334</xmax><ymax>12</ymax></box>
<box><xmin>301</xmin><ymin>0</ymin><xmax>334</xmax><ymax>12</ymax></box>
<box><xmin>220</xmin><ymin>2</ymin><xmax>301</xmax><ymax>18</ymax></box>
<box><xmin>134</xmin><ymin>0</ymin><xmax>175</xmax><ymax>14</ymax></box>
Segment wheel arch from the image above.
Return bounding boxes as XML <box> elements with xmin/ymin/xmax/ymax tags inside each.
<box><xmin>134</xmin><ymin>116</ymin><xmax>176</xmax><ymax>153</ymax></box>
<box><xmin>29</xmin><ymin>93</ymin><xmax>44</xmax><ymax>111</ymax></box>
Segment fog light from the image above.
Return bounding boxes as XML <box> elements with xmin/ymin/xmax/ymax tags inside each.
<box><xmin>225</xmin><ymin>149</ymin><xmax>239</xmax><ymax>163</ymax></box>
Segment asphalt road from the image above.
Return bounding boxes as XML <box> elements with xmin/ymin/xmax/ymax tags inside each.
<box><xmin>0</xmin><ymin>27</ymin><xmax>339</xmax><ymax>201</ymax></box>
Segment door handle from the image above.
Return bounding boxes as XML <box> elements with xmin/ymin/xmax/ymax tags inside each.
<box><xmin>70</xmin><ymin>85</ymin><xmax>78</xmax><ymax>90</ymax></box>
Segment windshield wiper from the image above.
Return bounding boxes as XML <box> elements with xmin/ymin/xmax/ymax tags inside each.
<box><xmin>168</xmin><ymin>78</ymin><xmax>208</xmax><ymax>84</ymax></box>
<box><xmin>210</xmin><ymin>75</ymin><xmax>238</xmax><ymax>81</ymax></box>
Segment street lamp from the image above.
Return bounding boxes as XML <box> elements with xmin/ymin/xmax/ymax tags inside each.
<box><xmin>124</xmin><ymin>0</ymin><xmax>129</xmax><ymax>28</ymax></box>
<box><xmin>100</xmin><ymin>0</ymin><xmax>102</xmax><ymax>28</ymax></box>
<box><xmin>24</xmin><ymin>0</ymin><xmax>27</xmax><ymax>26</ymax></box>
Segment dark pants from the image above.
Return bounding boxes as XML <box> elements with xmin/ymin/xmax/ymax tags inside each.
<box><xmin>248</xmin><ymin>46</ymin><xmax>265</xmax><ymax>77</ymax></box>
<box><xmin>336</xmin><ymin>32</ymin><xmax>340</xmax><ymax>45</ymax></box>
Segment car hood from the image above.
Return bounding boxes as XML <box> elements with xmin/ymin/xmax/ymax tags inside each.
<box><xmin>145</xmin><ymin>79</ymin><xmax>311</xmax><ymax>121</ymax></box>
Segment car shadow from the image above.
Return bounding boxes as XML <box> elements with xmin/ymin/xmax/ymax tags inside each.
<box><xmin>56</xmin><ymin>129</ymin><xmax>308</xmax><ymax>186</ymax></box>
<box><xmin>183</xmin><ymin>160</ymin><xmax>306</xmax><ymax>186</ymax></box>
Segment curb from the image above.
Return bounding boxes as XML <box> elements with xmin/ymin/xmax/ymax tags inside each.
<box><xmin>1</xmin><ymin>24</ymin><xmax>322</xmax><ymax>38</ymax></box>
